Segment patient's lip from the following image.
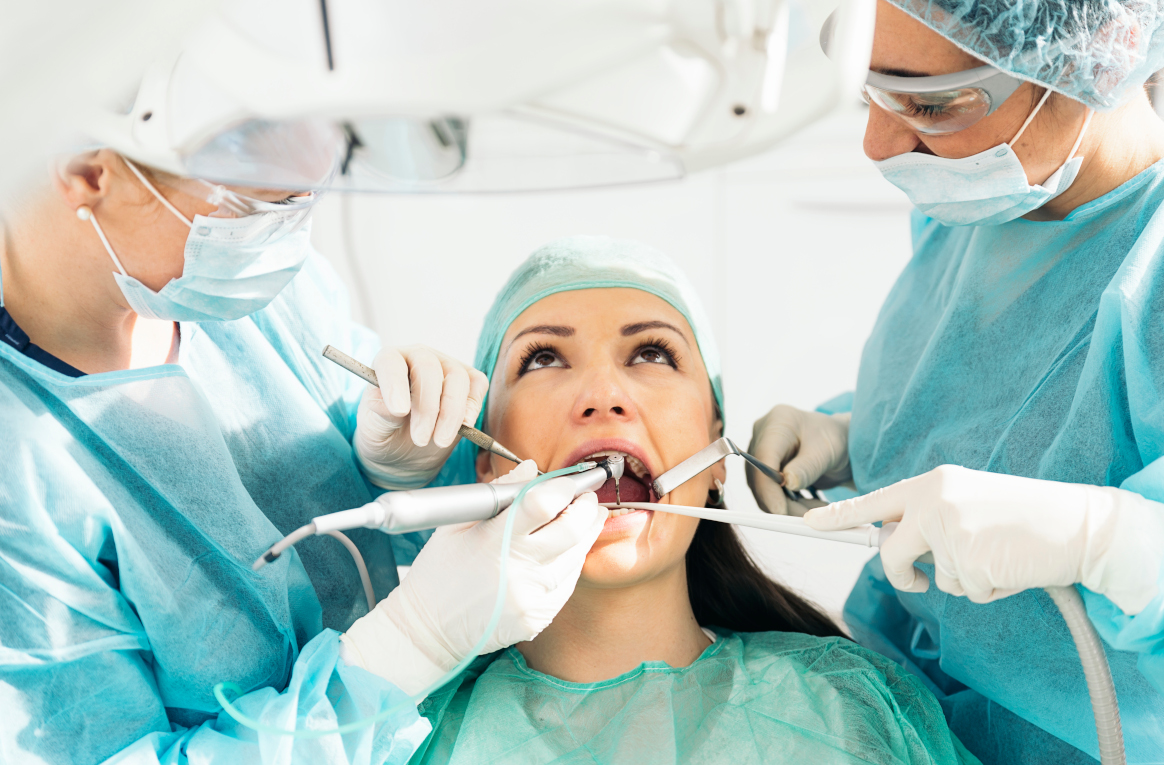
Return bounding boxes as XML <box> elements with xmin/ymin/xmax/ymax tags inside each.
<box><xmin>560</xmin><ymin>438</ymin><xmax>657</xmax><ymax>484</ymax></box>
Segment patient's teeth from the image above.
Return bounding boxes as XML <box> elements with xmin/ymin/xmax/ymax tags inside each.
<box><xmin>581</xmin><ymin>450</ymin><xmax>651</xmax><ymax>483</ymax></box>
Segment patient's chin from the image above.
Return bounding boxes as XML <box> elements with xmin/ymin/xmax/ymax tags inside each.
<box><xmin>576</xmin><ymin>513</ymin><xmax>699</xmax><ymax>588</ymax></box>
<box><xmin>579</xmin><ymin>543</ymin><xmax>653</xmax><ymax>587</ymax></box>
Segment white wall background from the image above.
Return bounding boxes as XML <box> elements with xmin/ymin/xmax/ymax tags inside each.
<box><xmin>311</xmin><ymin>103</ymin><xmax>914</xmax><ymax>622</ymax></box>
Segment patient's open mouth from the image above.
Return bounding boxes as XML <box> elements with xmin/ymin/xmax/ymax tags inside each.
<box><xmin>580</xmin><ymin>449</ymin><xmax>658</xmax><ymax>511</ymax></box>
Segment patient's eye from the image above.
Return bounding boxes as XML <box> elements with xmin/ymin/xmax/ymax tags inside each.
<box><xmin>519</xmin><ymin>344</ymin><xmax>566</xmax><ymax>375</ymax></box>
<box><xmin>629</xmin><ymin>339</ymin><xmax>679</xmax><ymax>369</ymax></box>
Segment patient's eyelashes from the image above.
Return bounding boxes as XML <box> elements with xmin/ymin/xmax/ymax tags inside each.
<box><xmin>517</xmin><ymin>337</ymin><xmax>680</xmax><ymax>376</ymax></box>
<box><xmin>629</xmin><ymin>338</ymin><xmax>680</xmax><ymax>369</ymax></box>
<box><xmin>518</xmin><ymin>343</ymin><xmax>567</xmax><ymax>375</ymax></box>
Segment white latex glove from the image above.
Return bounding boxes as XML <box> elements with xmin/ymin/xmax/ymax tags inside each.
<box><xmin>340</xmin><ymin>460</ymin><xmax>606</xmax><ymax>696</ymax></box>
<box><xmin>747</xmin><ymin>404</ymin><xmax>852</xmax><ymax>516</ymax></box>
<box><xmin>354</xmin><ymin>345</ymin><xmax>489</xmax><ymax>489</ymax></box>
<box><xmin>804</xmin><ymin>464</ymin><xmax>1164</xmax><ymax>614</ymax></box>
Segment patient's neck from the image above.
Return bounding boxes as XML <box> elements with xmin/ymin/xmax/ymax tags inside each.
<box><xmin>517</xmin><ymin>561</ymin><xmax>711</xmax><ymax>683</ymax></box>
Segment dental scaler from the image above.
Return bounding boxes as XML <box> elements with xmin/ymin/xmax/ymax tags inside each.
<box><xmin>254</xmin><ymin>457</ymin><xmax>624</xmax><ymax>571</ymax></box>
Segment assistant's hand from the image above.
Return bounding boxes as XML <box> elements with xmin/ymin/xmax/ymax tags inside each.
<box><xmin>340</xmin><ymin>460</ymin><xmax>606</xmax><ymax>695</ymax></box>
<box><xmin>748</xmin><ymin>404</ymin><xmax>852</xmax><ymax>516</ymax></box>
<box><xmin>354</xmin><ymin>345</ymin><xmax>489</xmax><ymax>489</ymax></box>
<box><xmin>804</xmin><ymin>464</ymin><xmax>1164</xmax><ymax>613</ymax></box>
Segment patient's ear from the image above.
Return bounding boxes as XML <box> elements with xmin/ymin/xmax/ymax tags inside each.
<box><xmin>476</xmin><ymin>448</ymin><xmax>497</xmax><ymax>483</ymax></box>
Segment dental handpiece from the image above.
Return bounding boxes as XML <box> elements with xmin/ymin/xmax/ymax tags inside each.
<box><xmin>321</xmin><ymin>344</ymin><xmax>532</xmax><ymax>469</ymax></box>
<box><xmin>254</xmin><ymin>458</ymin><xmax>624</xmax><ymax>570</ymax></box>
<box><xmin>340</xmin><ymin>456</ymin><xmax>623</xmax><ymax>534</ymax></box>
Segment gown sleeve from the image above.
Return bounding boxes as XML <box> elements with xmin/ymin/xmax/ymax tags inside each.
<box><xmin>1078</xmin><ymin>233</ymin><xmax>1164</xmax><ymax>696</ymax></box>
<box><xmin>99</xmin><ymin>631</ymin><xmax>432</xmax><ymax>765</ymax></box>
<box><xmin>0</xmin><ymin>490</ymin><xmax>431</xmax><ymax>765</ymax></box>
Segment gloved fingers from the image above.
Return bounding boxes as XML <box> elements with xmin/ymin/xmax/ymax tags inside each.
<box><xmin>748</xmin><ymin>407</ymin><xmax>802</xmax><ymax>478</ymax></box>
<box><xmin>369</xmin><ymin>347</ymin><xmax>412</xmax><ymax>418</ymax></box>
<box><xmin>357</xmin><ymin>385</ymin><xmax>406</xmax><ymax>442</ymax></box>
<box><xmin>746</xmin><ymin>408</ymin><xmax>797</xmax><ymax>514</ymax></box>
<box><xmin>748</xmin><ymin>465</ymin><xmax>791</xmax><ymax>515</ymax></box>
<box><xmin>536</xmin><ymin>538</ymin><xmax>594</xmax><ymax>597</ymax></box>
<box><xmin>877</xmin><ymin>518</ymin><xmax>932</xmax><ymax>593</ymax></box>
<box><xmin>784</xmin><ymin>497</ymin><xmax>818</xmax><ymax>517</ymax></box>
<box><xmin>961</xmin><ymin>580</ymin><xmax>1023</xmax><ymax>604</ymax></box>
<box><xmin>933</xmin><ymin>566</ymin><xmax>966</xmax><ymax>597</ymax></box>
<box><xmin>521</xmin><ymin>492</ymin><xmax>605</xmax><ymax>561</ymax></box>
<box><xmin>432</xmin><ymin>364</ymin><xmax>470</xmax><ymax>449</ymax></box>
<box><xmin>399</xmin><ymin>346</ymin><xmax>445</xmax><ymax>447</ymax></box>
<box><xmin>781</xmin><ymin>426</ymin><xmax>848</xmax><ymax>492</ymax></box>
<box><xmin>802</xmin><ymin>477</ymin><xmax>916</xmax><ymax>530</ymax></box>
<box><xmin>492</xmin><ymin>459</ymin><xmax>539</xmax><ymax>485</ymax></box>
<box><xmin>465</xmin><ymin>368</ymin><xmax>489</xmax><ymax>427</ymax></box>
<box><xmin>505</xmin><ymin>476</ymin><xmax>578</xmax><ymax>536</ymax></box>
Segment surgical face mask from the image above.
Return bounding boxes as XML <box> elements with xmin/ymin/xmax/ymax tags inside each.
<box><xmin>77</xmin><ymin>159</ymin><xmax>315</xmax><ymax>322</ymax></box>
<box><xmin>873</xmin><ymin>90</ymin><xmax>1094</xmax><ymax>226</ymax></box>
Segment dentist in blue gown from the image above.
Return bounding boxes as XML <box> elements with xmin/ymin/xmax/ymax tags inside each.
<box><xmin>748</xmin><ymin>1</ymin><xmax>1164</xmax><ymax>763</ymax></box>
<box><xmin>0</xmin><ymin>140</ymin><xmax>604</xmax><ymax>762</ymax></box>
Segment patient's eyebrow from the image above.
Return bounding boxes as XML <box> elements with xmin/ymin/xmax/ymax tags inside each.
<box><xmin>508</xmin><ymin>324</ymin><xmax>575</xmax><ymax>351</ymax></box>
<box><xmin>621</xmin><ymin>321</ymin><xmax>690</xmax><ymax>345</ymax></box>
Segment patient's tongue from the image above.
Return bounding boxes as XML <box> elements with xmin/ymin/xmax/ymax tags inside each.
<box><xmin>595</xmin><ymin>475</ymin><xmax>650</xmax><ymax>504</ymax></box>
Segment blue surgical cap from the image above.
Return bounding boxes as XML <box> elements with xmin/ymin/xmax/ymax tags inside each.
<box><xmin>888</xmin><ymin>0</ymin><xmax>1164</xmax><ymax>110</ymax></box>
<box><xmin>436</xmin><ymin>235</ymin><xmax>723</xmax><ymax>486</ymax></box>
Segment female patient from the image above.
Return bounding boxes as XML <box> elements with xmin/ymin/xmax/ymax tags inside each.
<box><xmin>412</xmin><ymin>237</ymin><xmax>979</xmax><ymax>764</ymax></box>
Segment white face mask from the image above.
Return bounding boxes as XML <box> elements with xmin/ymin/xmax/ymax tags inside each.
<box><xmin>874</xmin><ymin>90</ymin><xmax>1094</xmax><ymax>226</ymax></box>
<box><xmin>78</xmin><ymin>161</ymin><xmax>314</xmax><ymax>322</ymax></box>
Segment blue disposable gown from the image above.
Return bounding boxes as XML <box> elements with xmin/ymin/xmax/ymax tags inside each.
<box><xmin>846</xmin><ymin>160</ymin><xmax>1164</xmax><ymax>763</ymax></box>
<box><xmin>0</xmin><ymin>254</ymin><xmax>431</xmax><ymax>765</ymax></box>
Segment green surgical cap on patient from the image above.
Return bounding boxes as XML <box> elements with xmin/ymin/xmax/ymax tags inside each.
<box><xmin>435</xmin><ymin>235</ymin><xmax>722</xmax><ymax>486</ymax></box>
<box><xmin>887</xmin><ymin>0</ymin><xmax>1164</xmax><ymax>110</ymax></box>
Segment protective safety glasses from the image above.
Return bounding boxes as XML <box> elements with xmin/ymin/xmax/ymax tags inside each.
<box><xmin>162</xmin><ymin>174</ymin><xmax>320</xmax><ymax>218</ymax></box>
<box><xmin>820</xmin><ymin>10</ymin><xmax>1023</xmax><ymax>135</ymax></box>
<box><xmin>861</xmin><ymin>66</ymin><xmax>1024</xmax><ymax>135</ymax></box>
<box><xmin>124</xmin><ymin>158</ymin><xmax>321</xmax><ymax>228</ymax></box>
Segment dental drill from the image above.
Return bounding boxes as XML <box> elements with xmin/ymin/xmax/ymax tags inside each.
<box><xmin>253</xmin><ymin>456</ymin><xmax>624</xmax><ymax>572</ymax></box>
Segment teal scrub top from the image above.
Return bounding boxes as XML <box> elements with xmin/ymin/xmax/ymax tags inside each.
<box><xmin>0</xmin><ymin>254</ymin><xmax>430</xmax><ymax>765</ymax></box>
<box><xmin>847</xmin><ymin>160</ymin><xmax>1164</xmax><ymax>763</ymax></box>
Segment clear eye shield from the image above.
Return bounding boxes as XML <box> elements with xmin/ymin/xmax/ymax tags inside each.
<box><xmin>820</xmin><ymin>11</ymin><xmax>1023</xmax><ymax>135</ymax></box>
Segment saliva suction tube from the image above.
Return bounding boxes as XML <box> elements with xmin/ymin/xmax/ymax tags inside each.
<box><xmin>217</xmin><ymin>458</ymin><xmax>623</xmax><ymax>739</ymax></box>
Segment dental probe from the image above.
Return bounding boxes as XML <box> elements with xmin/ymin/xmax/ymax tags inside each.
<box><xmin>600</xmin><ymin>502</ymin><xmax>893</xmax><ymax>547</ymax></box>
<box><xmin>254</xmin><ymin>457</ymin><xmax>625</xmax><ymax>570</ymax></box>
<box><xmin>321</xmin><ymin>344</ymin><xmax>536</xmax><ymax>471</ymax></box>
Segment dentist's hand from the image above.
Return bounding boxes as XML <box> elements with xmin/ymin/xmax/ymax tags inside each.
<box><xmin>354</xmin><ymin>345</ymin><xmax>489</xmax><ymax>489</ymax></box>
<box><xmin>340</xmin><ymin>460</ymin><xmax>607</xmax><ymax>696</ymax></box>
<box><xmin>748</xmin><ymin>405</ymin><xmax>852</xmax><ymax>516</ymax></box>
<box><xmin>804</xmin><ymin>465</ymin><xmax>1164</xmax><ymax>614</ymax></box>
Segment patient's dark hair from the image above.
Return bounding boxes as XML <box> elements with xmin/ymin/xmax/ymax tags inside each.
<box><xmin>686</xmin><ymin>514</ymin><xmax>846</xmax><ymax>638</ymax></box>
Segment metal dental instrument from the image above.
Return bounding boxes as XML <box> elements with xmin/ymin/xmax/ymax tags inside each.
<box><xmin>255</xmin><ymin>456</ymin><xmax>624</xmax><ymax>570</ymax></box>
<box><xmin>322</xmin><ymin>344</ymin><xmax>536</xmax><ymax>472</ymax></box>
<box><xmin>601</xmin><ymin>500</ymin><xmax>896</xmax><ymax>548</ymax></box>
<box><xmin>650</xmin><ymin>437</ymin><xmax>821</xmax><ymax>503</ymax></box>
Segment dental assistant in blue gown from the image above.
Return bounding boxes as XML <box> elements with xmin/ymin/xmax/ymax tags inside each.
<box><xmin>747</xmin><ymin>1</ymin><xmax>1164</xmax><ymax>763</ymax></box>
<box><xmin>0</xmin><ymin>139</ymin><xmax>606</xmax><ymax>760</ymax></box>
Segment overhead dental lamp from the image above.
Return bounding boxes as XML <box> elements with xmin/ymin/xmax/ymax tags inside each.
<box><xmin>82</xmin><ymin>0</ymin><xmax>875</xmax><ymax>193</ymax></box>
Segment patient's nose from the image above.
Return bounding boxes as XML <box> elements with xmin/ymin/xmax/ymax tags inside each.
<box><xmin>573</xmin><ymin>370</ymin><xmax>638</xmax><ymax>423</ymax></box>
